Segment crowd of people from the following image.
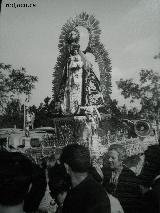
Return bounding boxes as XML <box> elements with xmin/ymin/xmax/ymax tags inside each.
<box><xmin>0</xmin><ymin>139</ymin><xmax>160</xmax><ymax>213</ymax></box>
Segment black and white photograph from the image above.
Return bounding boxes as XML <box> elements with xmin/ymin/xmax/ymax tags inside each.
<box><xmin>0</xmin><ymin>0</ymin><xmax>160</xmax><ymax>212</ymax></box>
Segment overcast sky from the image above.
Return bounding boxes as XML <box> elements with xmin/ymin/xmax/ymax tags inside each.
<box><xmin>0</xmin><ymin>0</ymin><xmax>160</xmax><ymax>108</ymax></box>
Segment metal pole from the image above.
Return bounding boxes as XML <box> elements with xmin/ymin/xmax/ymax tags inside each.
<box><xmin>157</xmin><ymin>106</ymin><xmax>159</xmax><ymax>141</ymax></box>
<box><xmin>23</xmin><ymin>104</ymin><xmax>26</xmax><ymax>130</ymax></box>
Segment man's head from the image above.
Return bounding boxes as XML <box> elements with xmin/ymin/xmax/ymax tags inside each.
<box><xmin>139</xmin><ymin>145</ymin><xmax>160</xmax><ymax>187</ymax></box>
<box><xmin>0</xmin><ymin>151</ymin><xmax>32</xmax><ymax>206</ymax></box>
<box><xmin>48</xmin><ymin>162</ymin><xmax>71</xmax><ymax>206</ymax></box>
<box><xmin>55</xmin><ymin>148</ymin><xmax>63</xmax><ymax>161</ymax></box>
<box><xmin>60</xmin><ymin>144</ymin><xmax>91</xmax><ymax>174</ymax></box>
<box><xmin>47</xmin><ymin>154</ymin><xmax>56</xmax><ymax>169</ymax></box>
<box><xmin>124</xmin><ymin>154</ymin><xmax>144</xmax><ymax>175</ymax></box>
<box><xmin>107</xmin><ymin>144</ymin><xmax>126</xmax><ymax>170</ymax></box>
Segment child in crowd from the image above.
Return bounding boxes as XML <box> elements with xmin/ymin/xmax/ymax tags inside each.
<box><xmin>48</xmin><ymin>159</ymin><xmax>71</xmax><ymax>213</ymax></box>
<box><xmin>49</xmin><ymin>178</ymin><xmax>70</xmax><ymax>213</ymax></box>
<box><xmin>38</xmin><ymin>152</ymin><xmax>70</xmax><ymax>213</ymax></box>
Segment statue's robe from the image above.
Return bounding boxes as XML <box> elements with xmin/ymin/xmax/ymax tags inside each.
<box><xmin>58</xmin><ymin>51</ymin><xmax>104</xmax><ymax>115</ymax></box>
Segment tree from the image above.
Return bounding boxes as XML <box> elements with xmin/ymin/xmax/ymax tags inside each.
<box><xmin>33</xmin><ymin>97</ymin><xmax>56</xmax><ymax>127</ymax></box>
<box><xmin>0</xmin><ymin>63</ymin><xmax>38</xmax><ymax>113</ymax></box>
<box><xmin>99</xmin><ymin>99</ymin><xmax>123</xmax><ymax>134</ymax></box>
<box><xmin>117</xmin><ymin>53</ymin><xmax>160</xmax><ymax>137</ymax></box>
<box><xmin>0</xmin><ymin>99</ymin><xmax>24</xmax><ymax>128</ymax></box>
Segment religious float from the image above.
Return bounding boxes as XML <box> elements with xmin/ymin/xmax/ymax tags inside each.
<box><xmin>49</xmin><ymin>12</ymin><xmax>158</xmax><ymax>161</ymax></box>
<box><xmin>22</xmin><ymin>13</ymin><xmax>158</xmax><ymax>163</ymax></box>
<box><xmin>50</xmin><ymin>12</ymin><xmax>112</xmax><ymax>159</ymax></box>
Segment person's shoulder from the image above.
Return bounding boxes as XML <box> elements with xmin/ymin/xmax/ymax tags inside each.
<box><xmin>120</xmin><ymin>166</ymin><xmax>139</xmax><ymax>183</ymax></box>
<box><xmin>152</xmin><ymin>175</ymin><xmax>160</xmax><ymax>188</ymax></box>
<box><xmin>86</xmin><ymin>176</ymin><xmax>107</xmax><ymax>197</ymax></box>
<box><xmin>89</xmin><ymin>166</ymin><xmax>103</xmax><ymax>183</ymax></box>
<box><xmin>122</xmin><ymin>166</ymin><xmax>136</xmax><ymax>177</ymax></box>
<box><xmin>88</xmin><ymin>188</ymin><xmax>111</xmax><ymax>213</ymax></box>
<box><xmin>120</xmin><ymin>166</ymin><xmax>141</xmax><ymax>187</ymax></box>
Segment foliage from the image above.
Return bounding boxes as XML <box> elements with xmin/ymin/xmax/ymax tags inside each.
<box><xmin>116</xmin><ymin>54</ymin><xmax>160</xmax><ymax>124</ymax></box>
<box><xmin>33</xmin><ymin>97</ymin><xmax>56</xmax><ymax>127</ymax></box>
<box><xmin>0</xmin><ymin>63</ymin><xmax>38</xmax><ymax>113</ymax></box>
<box><xmin>0</xmin><ymin>63</ymin><xmax>38</xmax><ymax>128</ymax></box>
<box><xmin>154</xmin><ymin>51</ymin><xmax>160</xmax><ymax>59</ymax></box>
<box><xmin>99</xmin><ymin>99</ymin><xmax>122</xmax><ymax>134</ymax></box>
<box><xmin>0</xmin><ymin>99</ymin><xmax>23</xmax><ymax>128</ymax></box>
<box><xmin>0</xmin><ymin>96</ymin><xmax>55</xmax><ymax>129</ymax></box>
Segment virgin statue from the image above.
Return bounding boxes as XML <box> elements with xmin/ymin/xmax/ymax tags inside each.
<box><xmin>58</xmin><ymin>30</ymin><xmax>104</xmax><ymax>115</ymax></box>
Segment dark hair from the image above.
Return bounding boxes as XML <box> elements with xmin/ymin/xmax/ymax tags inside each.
<box><xmin>60</xmin><ymin>144</ymin><xmax>91</xmax><ymax>173</ymax></box>
<box><xmin>0</xmin><ymin>152</ymin><xmax>32</xmax><ymax>206</ymax></box>
<box><xmin>48</xmin><ymin>162</ymin><xmax>68</xmax><ymax>184</ymax></box>
<box><xmin>48</xmin><ymin>163</ymin><xmax>71</xmax><ymax>199</ymax></box>
<box><xmin>49</xmin><ymin>177</ymin><xmax>70</xmax><ymax>199</ymax></box>
<box><xmin>139</xmin><ymin>145</ymin><xmax>160</xmax><ymax>187</ymax></box>
<box><xmin>124</xmin><ymin>155</ymin><xmax>141</xmax><ymax>168</ymax></box>
<box><xmin>46</xmin><ymin>154</ymin><xmax>56</xmax><ymax>169</ymax></box>
<box><xmin>39</xmin><ymin>157</ymin><xmax>47</xmax><ymax>170</ymax></box>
